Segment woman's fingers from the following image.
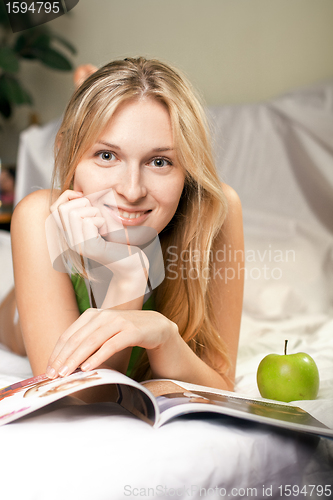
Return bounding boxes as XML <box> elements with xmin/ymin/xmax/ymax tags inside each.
<box><xmin>58</xmin><ymin>326</ymin><xmax>138</xmax><ymax>377</ymax></box>
<box><xmin>51</xmin><ymin>193</ymin><xmax>107</xmax><ymax>254</ymax></box>
<box><xmin>50</xmin><ymin>190</ymin><xmax>84</xmax><ymax>213</ymax></box>
<box><xmin>58</xmin><ymin>199</ymin><xmax>92</xmax><ymax>244</ymax></box>
<box><xmin>46</xmin><ymin>310</ymin><xmax>125</xmax><ymax>378</ymax></box>
<box><xmin>50</xmin><ymin>194</ymin><xmax>90</xmax><ymax>244</ymax></box>
<box><xmin>80</xmin><ymin>330</ymin><xmax>139</xmax><ymax>372</ymax></box>
<box><xmin>67</xmin><ymin>206</ymin><xmax>101</xmax><ymax>249</ymax></box>
<box><xmin>46</xmin><ymin>310</ymin><xmax>95</xmax><ymax>368</ymax></box>
<box><xmin>80</xmin><ymin>217</ymin><xmax>108</xmax><ymax>258</ymax></box>
<box><xmin>49</xmin><ymin>326</ymin><xmax>114</xmax><ymax>378</ymax></box>
<box><xmin>50</xmin><ymin>190</ymin><xmax>84</xmax><ymax>228</ymax></box>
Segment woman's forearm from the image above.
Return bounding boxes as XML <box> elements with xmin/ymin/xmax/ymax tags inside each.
<box><xmin>93</xmin><ymin>273</ymin><xmax>148</xmax><ymax>373</ymax></box>
<box><xmin>101</xmin><ymin>271</ymin><xmax>148</xmax><ymax>311</ymax></box>
<box><xmin>148</xmin><ymin>324</ymin><xmax>233</xmax><ymax>391</ymax></box>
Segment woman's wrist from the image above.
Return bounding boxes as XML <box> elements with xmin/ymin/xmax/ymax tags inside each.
<box><xmin>112</xmin><ymin>271</ymin><xmax>148</xmax><ymax>295</ymax></box>
<box><xmin>102</xmin><ymin>272</ymin><xmax>148</xmax><ymax>309</ymax></box>
<box><xmin>105</xmin><ymin>250</ymin><xmax>149</xmax><ymax>282</ymax></box>
<box><xmin>147</xmin><ymin>318</ymin><xmax>181</xmax><ymax>377</ymax></box>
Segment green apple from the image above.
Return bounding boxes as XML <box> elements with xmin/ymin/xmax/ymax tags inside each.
<box><xmin>257</xmin><ymin>340</ymin><xmax>320</xmax><ymax>402</ymax></box>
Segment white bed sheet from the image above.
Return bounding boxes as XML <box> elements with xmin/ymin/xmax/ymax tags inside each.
<box><xmin>0</xmin><ymin>399</ymin><xmax>332</xmax><ymax>500</ymax></box>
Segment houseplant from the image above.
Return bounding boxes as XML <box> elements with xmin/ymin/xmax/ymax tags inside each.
<box><xmin>0</xmin><ymin>2</ymin><xmax>76</xmax><ymax>120</ymax></box>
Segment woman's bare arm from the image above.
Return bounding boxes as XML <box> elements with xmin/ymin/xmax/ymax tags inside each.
<box><xmin>11</xmin><ymin>190</ymin><xmax>138</xmax><ymax>376</ymax></box>
<box><xmin>11</xmin><ymin>190</ymin><xmax>81</xmax><ymax>375</ymax></box>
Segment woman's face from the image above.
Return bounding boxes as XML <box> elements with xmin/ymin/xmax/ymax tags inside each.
<box><xmin>73</xmin><ymin>98</ymin><xmax>185</xmax><ymax>236</ymax></box>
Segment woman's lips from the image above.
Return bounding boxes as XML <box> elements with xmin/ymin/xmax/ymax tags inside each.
<box><xmin>104</xmin><ymin>205</ymin><xmax>151</xmax><ymax>225</ymax></box>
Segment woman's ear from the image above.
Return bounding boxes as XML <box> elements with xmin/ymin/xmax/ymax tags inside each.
<box><xmin>73</xmin><ymin>64</ymin><xmax>98</xmax><ymax>88</ymax></box>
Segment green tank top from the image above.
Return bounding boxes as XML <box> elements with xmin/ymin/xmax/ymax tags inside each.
<box><xmin>70</xmin><ymin>274</ymin><xmax>154</xmax><ymax>378</ymax></box>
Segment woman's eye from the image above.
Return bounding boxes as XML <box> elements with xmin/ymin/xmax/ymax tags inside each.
<box><xmin>98</xmin><ymin>151</ymin><xmax>115</xmax><ymax>161</ymax></box>
<box><xmin>150</xmin><ymin>158</ymin><xmax>172</xmax><ymax>168</ymax></box>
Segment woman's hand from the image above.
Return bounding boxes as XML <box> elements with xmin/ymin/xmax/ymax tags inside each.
<box><xmin>49</xmin><ymin>189</ymin><xmax>149</xmax><ymax>280</ymax></box>
<box><xmin>45</xmin><ymin>308</ymin><xmax>177</xmax><ymax>379</ymax></box>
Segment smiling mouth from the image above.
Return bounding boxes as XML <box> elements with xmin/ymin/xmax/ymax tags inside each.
<box><xmin>106</xmin><ymin>206</ymin><xmax>152</xmax><ymax>220</ymax></box>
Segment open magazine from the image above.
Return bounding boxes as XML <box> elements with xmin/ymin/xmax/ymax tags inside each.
<box><xmin>0</xmin><ymin>368</ymin><xmax>332</xmax><ymax>438</ymax></box>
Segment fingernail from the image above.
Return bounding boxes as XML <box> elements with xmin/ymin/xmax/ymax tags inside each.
<box><xmin>58</xmin><ymin>365</ymin><xmax>69</xmax><ymax>377</ymax></box>
<box><xmin>81</xmin><ymin>362</ymin><xmax>90</xmax><ymax>371</ymax></box>
<box><xmin>46</xmin><ymin>366</ymin><xmax>56</xmax><ymax>379</ymax></box>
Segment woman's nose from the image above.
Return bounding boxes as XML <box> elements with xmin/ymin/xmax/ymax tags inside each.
<box><xmin>114</xmin><ymin>165</ymin><xmax>147</xmax><ymax>202</ymax></box>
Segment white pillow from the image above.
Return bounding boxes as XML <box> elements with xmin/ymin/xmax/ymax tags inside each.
<box><xmin>242</xmin><ymin>211</ymin><xmax>333</xmax><ymax>319</ymax></box>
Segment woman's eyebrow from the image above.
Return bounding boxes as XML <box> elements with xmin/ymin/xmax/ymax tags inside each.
<box><xmin>96</xmin><ymin>141</ymin><xmax>120</xmax><ymax>149</ymax></box>
<box><xmin>96</xmin><ymin>141</ymin><xmax>174</xmax><ymax>153</ymax></box>
<box><xmin>151</xmin><ymin>147</ymin><xmax>175</xmax><ymax>153</ymax></box>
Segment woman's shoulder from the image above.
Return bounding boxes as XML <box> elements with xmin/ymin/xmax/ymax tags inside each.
<box><xmin>14</xmin><ymin>188</ymin><xmax>59</xmax><ymax>211</ymax></box>
<box><xmin>11</xmin><ymin>189</ymin><xmax>61</xmax><ymax>241</ymax></box>
<box><xmin>215</xmin><ymin>183</ymin><xmax>243</xmax><ymax>245</ymax></box>
<box><xmin>221</xmin><ymin>182</ymin><xmax>242</xmax><ymax>211</ymax></box>
<box><xmin>12</xmin><ymin>189</ymin><xmax>60</xmax><ymax>224</ymax></box>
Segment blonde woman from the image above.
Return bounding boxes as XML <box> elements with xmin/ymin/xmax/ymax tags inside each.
<box><xmin>1</xmin><ymin>58</ymin><xmax>244</xmax><ymax>391</ymax></box>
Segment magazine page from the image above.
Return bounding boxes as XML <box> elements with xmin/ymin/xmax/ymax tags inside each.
<box><xmin>142</xmin><ymin>380</ymin><xmax>333</xmax><ymax>437</ymax></box>
<box><xmin>0</xmin><ymin>369</ymin><xmax>158</xmax><ymax>427</ymax></box>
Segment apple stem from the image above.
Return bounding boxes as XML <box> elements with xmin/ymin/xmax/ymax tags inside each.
<box><xmin>284</xmin><ymin>339</ymin><xmax>288</xmax><ymax>355</ymax></box>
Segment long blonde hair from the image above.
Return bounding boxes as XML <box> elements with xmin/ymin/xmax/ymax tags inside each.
<box><xmin>52</xmin><ymin>57</ymin><xmax>229</xmax><ymax>380</ymax></box>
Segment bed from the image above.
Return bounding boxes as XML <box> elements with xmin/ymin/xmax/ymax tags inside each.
<box><xmin>1</xmin><ymin>80</ymin><xmax>333</xmax><ymax>500</ymax></box>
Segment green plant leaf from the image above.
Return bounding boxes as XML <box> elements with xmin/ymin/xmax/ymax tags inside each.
<box><xmin>0</xmin><ymin>74</ymin><xmax>33</xmax><ymax>105</ymax></box>
<box><xmin>0</xmin><ymin>47</ymin><xmax>19</xmax><ymax>73</ymax></box>
<box><xmin>49</xmin><ymin>34</ymin><xmax>77</xmax><ymax>55</ymax></box>
<box><xmin>13</xmin><ymin>26</ymin><xmax>76</xmax><ymax>69</ymax></box>
<box><xmin>13</xmin><ymin>33</ymin><xmax>31</xmax><ymax>55</ymax></box>
<box><xmin>32</xmin><ymin>33</ymin><xmax>53</xmax><ymax>49</ymax></box>
<box><xmin>30</xmin><ymin>47</ymin><xmax>73</xmax><ymax>71</ymax></box>
<box><xmin>17</xmin><ymin>34</ymin><xmax>53</xmax><ymax>61</ymax></box>
<box><xmin>14</xmin><ymin>31</ymin><xmax>50</xmax><ymax>56</ymax></box>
